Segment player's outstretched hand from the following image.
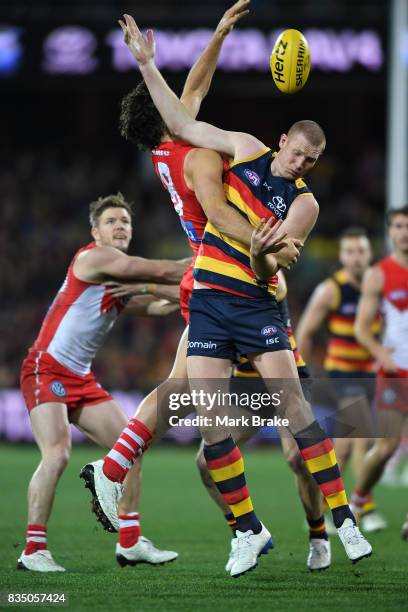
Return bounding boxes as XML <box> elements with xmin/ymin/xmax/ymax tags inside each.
<box><xmin>118</xmin><ymin>14</ymin><xmax>155</xmax><ymax>66</ymax></box>
<box><xmin>216</xmin><ymin>0</ymin><xmax>251</xmax><ymax>38</ymax></box>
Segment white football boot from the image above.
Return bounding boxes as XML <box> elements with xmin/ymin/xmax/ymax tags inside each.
<box><xmin>116</xmin><ymin>536</ymin><xmax>178</xmax><ymax>566</ymax></box>
<box><xmin>229</xmin><ymin>523</ymin><xmax>273</xmax><ymax>578</ymax></box>
<box><xmin>225</xmin><ymin>538</ymin><xmax>238</xmax><ymax>572</ymax></box>
<box><xmin>80</xmin><ymin>460</ymin><xmax>122</xmax><ymax>532</ymax></box>
<box><xmin>307</xmin><ymin>538</ymin><xmax>331</xmax><ymax>571</ymax></box>
<box><xmin>360</xmin><ymin>511</ymin><xmax>387</xmax><ymax>533</ymax></box>
<box><xmin>337</xmin><ymin>518</ymin><xmax>372</xmax><ymax>563</ymax></box>
<box><xmin>17</xmin><ymin>550</ymin><xmax>65</xmax><ymax>572</ymax></box>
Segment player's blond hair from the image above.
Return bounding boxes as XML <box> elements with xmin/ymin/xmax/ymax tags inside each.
<box><xmin>89</xmin><ymin>192</ymin><xmax>133</xmax><ymax>227</ymax></box>
<box><xmin>287</xmin><ymin>120</ymin><xmax>326</xmax><ymax>152</ymax></box>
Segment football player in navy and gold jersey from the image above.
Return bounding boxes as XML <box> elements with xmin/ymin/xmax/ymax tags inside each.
<box><xmin>116</xmin><ymin>14</ymin><xmax>373</xmax><ymax>576</ymax></box>
<box><xmin>296</xmin><ymin>227</ymin><xmax>385</xmax><ymax>533</ymax></box>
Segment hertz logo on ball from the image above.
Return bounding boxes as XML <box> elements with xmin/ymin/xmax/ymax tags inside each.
<box><xmin>270</xmin><ymin>29</ymin><xmax>311</xmax><ymax>94</ymax></box>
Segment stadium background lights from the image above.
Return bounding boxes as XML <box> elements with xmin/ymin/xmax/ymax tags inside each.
<box><xmin>0</xmin><ymin>25</ymin><xmax>384</xmax><ymax>76</ymax></box>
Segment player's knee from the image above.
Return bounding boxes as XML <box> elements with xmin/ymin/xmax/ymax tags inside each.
<box><xmin>43</xmin><ymin>442</ymin><xmax>71</xmax><ymax>475</ymax></box>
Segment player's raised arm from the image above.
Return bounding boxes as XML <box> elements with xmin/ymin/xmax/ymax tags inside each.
<box><xmin>296</xmin><ymin>280</ymin><xmax>338</xmax><ymax>363</ymax></box>
<box><xmin>118</xmin><ymin>14</ymin><xmax>265</xmax><ymax>161</ymax></box>
<box><xmin>355</xmin><ymin>266</ymin><xmax>397</xmax><ymax>373</ymax></box>
<box><xmin>180</xmin><ymin>0</ymin><xmax>250</xmax><ymax>118</ymax></box>
<box><xmin>74</xmin><ymin>246</ymin><xmax>188</xmax><ymax>284</ymax></box>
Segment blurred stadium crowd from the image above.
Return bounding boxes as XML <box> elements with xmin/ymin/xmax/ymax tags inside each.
<box><xmin>0</xmin><ymin>139</ymin><xmax>385</xmax><ymax>390</ymax></box>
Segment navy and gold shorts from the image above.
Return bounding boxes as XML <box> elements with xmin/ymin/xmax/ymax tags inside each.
<box><xmin>187</xmin><ymin>289</ymin><xmax>291</xmax><ymax>360</ymax></box>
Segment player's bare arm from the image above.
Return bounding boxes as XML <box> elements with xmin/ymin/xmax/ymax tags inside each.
<box><xmin>73</xmin><ymin>246</ymin><xmax>188</xmax><ymax>284</ymax></box>
<box><xmin>355</xmin><ymin>266</ymin><xmax>397</xmax><ymax>373</ymax></box>
<box><xmin>180</xmin><ymin>0</ymin><xmax>250</xmax><ymax>118</ymax></box>
<box><xmin>124</xmin><ymin>295</ymin><xmax>180</xmax><ymax>316</ymax></box>
<box><xmin>278</xmin><ymin>194</ymin><xmax>320</xmax><ymax>243</ymax></box>
<box><xmin>253</xmin><ymin>193</ymin><xmax>317</xmax><ymax>271</ymax></box>
<box><xmin>250</xmin><ymin>214</ymin><xmax>303</xmax><ymax>279</ymax></box>
<box><xmin>119</xmin><ymin>14</ymin><xmax>265</xmax><ymax>161</ymax></box>
<box><xmin>105</xmin><ymin>281</ymin><xmax>180</xmax><ymax>302</ymax></box>
<box><xmin>185</xmin><ymin>148</ymin><xmax>254</xmax><ymax>244</ymax></box>
<box><xmin>296</xmin><ymin>279</ymin><xmax>338</xmax><ymax>363</ymax></box>
<box><xmin>250</xmin><ymin>218</ymin><xmax>289</xmax><ymax>279</ymax></box>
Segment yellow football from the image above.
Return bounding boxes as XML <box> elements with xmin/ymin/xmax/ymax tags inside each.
<box><xmin>270</xmin><ymin>29</ymin><xmax>311</xmax><ymax>94</ymax></box>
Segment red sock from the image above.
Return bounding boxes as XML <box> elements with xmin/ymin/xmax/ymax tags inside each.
<box><xmin>119</xmin><ymin>513</ymin><xmax>140</xmax><ymax>548</ymax></box>
<box><xmin>103</xmin><ymin>418</ymin><xmax>152</xmax><ymax>483</ymax></box>
<box><xmin>351</xmin><ymin>489</ymin><xmax>371</xmax><ymax>510</ymax></box>
<box><xmin>24</xmin><ymin>524</ymin><xmax>47</xmax><ymax>555</ymax></box>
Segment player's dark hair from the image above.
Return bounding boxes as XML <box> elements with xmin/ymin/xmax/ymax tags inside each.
<box><xmin>89</xmin><ymin>192</ymin><xmax>133</xmax><ymax>227</ymax></box>
<box><xmin>339</xmin><ymin>226</ymin><xmax>369</xmax><ymax>241</ymax></box>
<box><xmin>386</xmin><ymin>205</ymin><xmax>408</xmax><ymax>226</ymax></box>
<box><xmin>287</xmin><ymin>120</ymin><xmax>326</xmax><ymax>152</ymax></box>
<box><xmin>119</xmin><ymin>81</ymin><xmax>167</xmax><ymax>150</ymax></box>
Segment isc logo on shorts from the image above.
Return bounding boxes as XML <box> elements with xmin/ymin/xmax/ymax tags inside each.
<box><xmin>50</xmin><ymin>381</ymin><xmax>67</xmax><ymax>397</ymax></box>
<box><xmin>261</xmin><ymin>325</ymin><xmax>277</xmax><ymax>336</ymax></box>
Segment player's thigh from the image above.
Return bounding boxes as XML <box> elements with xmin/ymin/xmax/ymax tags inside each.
<box><xmin>70</xmin><ymin>400</ymin><xmax>128</xmax><ymax>449</ymax></box>
<box><xmin>187</xmin><ymin>355</ymin><xmax>232</xmax><ymax>379</ymax></box>
<box><xmin>249</xmin><ymin>350</ymin><xmax>304</xmax><ymax>404</ymax></box>
<box><xmin>249</xmin><ymin>349</ymin><xmax>299</xmax><ymax>379</ymax></box>
<box><xmin>30</xmin><ymin>402</ymin><xmax>71</xmax><ymax>453</ymax></box>
<box><xmin>168</xmin><ymin>326</ymin><xmax>188</xmax><ymax>378</ymax></box>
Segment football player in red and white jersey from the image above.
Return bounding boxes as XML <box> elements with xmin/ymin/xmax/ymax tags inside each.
<box><xmin>18</xmin><ymin>193</ymin><xmax>187</xmax><ymax>572</ymax></box>
<box><xmin>353</xmin><ymin>206</ymin><xmax>408</xmax><ymax>532</ymax></box>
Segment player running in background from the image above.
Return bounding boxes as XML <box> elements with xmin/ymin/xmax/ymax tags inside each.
<box><xmin>353</xmin><ymin>206</ymin><xmax>408</xmax><ymax>536</ymax></box>
<box><xmin>296</xmin><ymin>227</ymin><xmax>386</xmax><ymax>533</ymax></box>
<box><xmin>101</xmin><ymin>15</ymin><xmax>372</xmax><ymax>577</ymax></box>
<box><xmin>18</xmin><ymin>193</ymin><xmax>185</xmax><ymax>571</ymax></box>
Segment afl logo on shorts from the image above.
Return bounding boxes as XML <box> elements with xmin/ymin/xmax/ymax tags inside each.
<box><xmin>244</xmin><ymin>169</ymin><xmax>261</xmax><ymax>187</ymax></box>
<box><xmin>50</xmin><ymin>381</ymin><xmax>67</xmax><ymax>397</ymax></box>
<box><xmin>261</xmin><ymin>325</ymin><xmax>277</xmax><ymax>336</ymax></box>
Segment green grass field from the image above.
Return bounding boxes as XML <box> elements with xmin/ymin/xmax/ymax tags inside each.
<box><xmin>1</xmin><ymin>442</ymin><xmax>407</xmax><ymax>611</ymax></box>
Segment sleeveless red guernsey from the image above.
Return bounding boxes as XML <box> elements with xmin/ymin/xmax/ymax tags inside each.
<box><xmin>29</xmin><ymin>242</ymin><xmax>126</xmax><ymax>375</ymax></box>
<box><xmin>377</xmin><ymin>256</ymin><xmax>408</xmax><ymax>371</ymax></box>
<box><xmin>151</xmin><ymin>140</ymin><xmax>209</xmax><ymax>322</ymax></box>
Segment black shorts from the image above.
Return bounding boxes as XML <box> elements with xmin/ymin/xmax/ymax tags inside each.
<box><xmin>187</xmin><ymin>289</ymin><xmax>291</xmax><ymax>360</ymax></box>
